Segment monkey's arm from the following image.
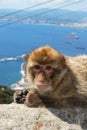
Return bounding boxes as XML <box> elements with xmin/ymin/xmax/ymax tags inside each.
<box><xmin>24</xmin><ymin>92</ymin><xmax>45</xmax><ymax>107</ymax></box>
<box><xmin>14</xmin><ymin>88</ymin><xmax>45</xmax><ymax>107</ymax></box>
<box><xmin>14</xmin><ymin>89</ymin><xmax>65</xmax><ymax>107</ymax></box>
<box><xmin>14</xmin><ymin>88</ymin><xmax>37</xmax><ymax>103</ymax></box>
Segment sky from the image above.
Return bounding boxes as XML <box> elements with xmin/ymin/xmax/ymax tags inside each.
<box><xmin>0</xmin><ymin>0</ymin><xmax>87</xmax><ymax>11</ymax></box>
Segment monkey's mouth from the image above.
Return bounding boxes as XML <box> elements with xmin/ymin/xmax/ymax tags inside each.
<box><xmin>35</xmin><ymin>84</ymin><xmax>51</xmax><ymax>91</ymax></box>
<box><xmin>38</xmin><ymin>85</ymin><xmax>47</xmax><ymax>90</ymax></box>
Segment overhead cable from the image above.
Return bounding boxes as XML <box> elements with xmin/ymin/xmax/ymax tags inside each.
<box><xmin>0</xmin><ymin>0</ymin><xmax>57</xmax><ymax>18</ymax></box>
<box><xmin>0</xmin><ymin>0</ymin><xmax>86</xmax><ymax>28</ymax></box>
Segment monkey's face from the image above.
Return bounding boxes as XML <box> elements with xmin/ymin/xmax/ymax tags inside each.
<box><xmin>25</xmin><ymin>46</ymin><xmax>66</xmax><ymax>93</ymax></box>
<box><xmin>30</xmin><ymin>64</ymin><xmax>56</xmax><ymax>92</ymax></box>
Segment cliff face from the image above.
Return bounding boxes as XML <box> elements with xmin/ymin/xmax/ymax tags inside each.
<box><xmin>0</xmin><ymin>103</ymin><xmax>87</xmax><ymax>130</ymax></box>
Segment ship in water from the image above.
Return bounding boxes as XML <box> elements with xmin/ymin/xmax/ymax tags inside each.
<box><xmin>66</xmin><ymin>32</ymin><xmax>79</xmax><ymax>39</ymax></box>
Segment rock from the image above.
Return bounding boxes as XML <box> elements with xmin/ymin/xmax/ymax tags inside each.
<box><xmin>0</xmin><ymin>103</ymin><xmax>87</xmax><ymax>130</ymax></box>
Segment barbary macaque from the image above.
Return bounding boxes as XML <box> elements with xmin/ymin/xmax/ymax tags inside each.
<box><xmin>14</xmin><ymin>46</ymin><xmax>87</xmax><ymax>108</ymax></box>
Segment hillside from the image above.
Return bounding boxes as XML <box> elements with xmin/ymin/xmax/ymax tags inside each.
<box><xmin>0</xmin><ymin>85</ymin><xmax>14</xmax><ymax>104</ymax></box>
<box><xmin>0</xmin><ymin>9</ymin><xmax>87</xmax><ymax>27</ymax></box>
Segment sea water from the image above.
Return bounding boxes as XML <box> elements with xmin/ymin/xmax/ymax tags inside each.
<box><xmin>0</xmin><ymin>23</ymin><xmax>87</xmax><ymax>88</ymax></box>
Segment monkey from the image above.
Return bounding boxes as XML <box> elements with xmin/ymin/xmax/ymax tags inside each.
<box><xmin>14</xmin><ymin>46</ymin><xmax>87</xmax><ymax>108</ymax></box>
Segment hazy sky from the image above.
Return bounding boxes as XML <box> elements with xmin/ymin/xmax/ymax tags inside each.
<box><xmin>0</xmin><ymin>0</ymin><xmax>87</xmax><ymax>11</ymax></box>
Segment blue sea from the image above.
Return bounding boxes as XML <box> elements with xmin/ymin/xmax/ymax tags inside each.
<box><xmin>0</xmin><ymin>23</ymin><xmax>87</xmax><ymax>88</ymax></box>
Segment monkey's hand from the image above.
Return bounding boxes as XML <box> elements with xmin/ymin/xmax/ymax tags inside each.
<box><xmin>14</xmin><ymin>89</ymin><xmax>29</xmax><ymax>103</ymax></box>
<box><xmin>24</xmin><ymin>92</ymin><xmax>45</xmax><ymax>108</ymax></box>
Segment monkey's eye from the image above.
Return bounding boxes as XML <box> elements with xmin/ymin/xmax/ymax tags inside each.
<box><xmin>46</xmin><ymin>65</ymin><xmax>52</xmax><ymax>70</ymax></box>
<box><xmin>33</xmin><ymin>65</ymin><xmax>41</xmax><ymax>72</ymax></box>
<box><xmin>34</xmin><ymin>65</ymin><xmax>41</xmax><ymax>69</ymax></box>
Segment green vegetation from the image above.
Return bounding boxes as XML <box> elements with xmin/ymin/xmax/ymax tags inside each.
<box><xmin>0</xmin><ymin>85</ymin><xmax>14</xmax><ymax>104</ymax></box>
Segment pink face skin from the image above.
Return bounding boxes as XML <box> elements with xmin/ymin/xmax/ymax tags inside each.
<box><xmin>32</xmin><ymin>64</ymin><xmax>56</xmax><ymax>92</ymax></box>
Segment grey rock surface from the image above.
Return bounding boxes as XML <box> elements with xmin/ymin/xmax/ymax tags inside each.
<box><xmin>0</xmin><ymin>103</ymin><xmax>87</xmax><ymax>130</ymax></box>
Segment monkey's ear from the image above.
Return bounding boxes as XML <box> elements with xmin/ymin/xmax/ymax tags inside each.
<box><xmin>61</xmin><ymin>55</ymin><xmax>66</xmax><ymax>62</ymax></box>
<box><xmin>59</xmin><ymin>54</ymin><xmax>66</xmax><ymax>68</ymax></box>
<box><xmin>24</xmin><ymin>53</ymin><xmax>30</xmax><ymax>62</ymax></box>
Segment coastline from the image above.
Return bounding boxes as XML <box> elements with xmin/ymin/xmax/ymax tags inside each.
<box><xmin>0</xmin><ymin>24</ymin><xmax>87</xmax><ymax>88</ymax></box>
<box><xmin>17</xmin><ymin>22</ymin><xmax>87</xmax><ymax>28</ymax></box>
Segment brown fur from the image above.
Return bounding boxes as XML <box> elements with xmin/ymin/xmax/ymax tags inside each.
<box><xmin>14</xmin><ymin>46</ymin><xmax>87</xmax><ymax>108</ymax></box>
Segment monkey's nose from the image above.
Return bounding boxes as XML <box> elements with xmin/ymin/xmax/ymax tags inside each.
<box><xmin>39</xmin><ymin>78</ymin><xmax>49</xmax><ymax>85</ymax></box>
<box><xmin>39</xmin><ymin>79</ymin><xmax>45</xmax><ymax>83</ymax></box>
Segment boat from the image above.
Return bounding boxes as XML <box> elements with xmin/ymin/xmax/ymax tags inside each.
<box><xmin>66</xmin><ymin>35</ymin><xmax>79</xmax><ymax>39</ymax></box>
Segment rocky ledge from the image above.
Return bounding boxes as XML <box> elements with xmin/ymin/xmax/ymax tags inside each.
<box><xmin>0</xmin><ymin>103</ymin><xmax>87</xmax><ymax>130</ymax></box>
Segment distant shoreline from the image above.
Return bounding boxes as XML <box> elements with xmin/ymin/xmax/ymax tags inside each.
<box><xmin>18</xmin><ymin>22</ymin><xmax>87</xmax><ymax>28</ymax></box>
<box><xmin>0</xmin><ymin>20</ymin><xmax>87</xmax><ymax>29</ymax></box>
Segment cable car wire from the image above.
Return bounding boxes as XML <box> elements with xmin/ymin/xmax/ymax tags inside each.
<box><xmin>0</xmin><ymin>0</ymin><xmax>57</xmax><ymax>18</ymax></box>
<box><xmin>0</xmin><ymin>0</ymin><xmax>86</xmax><ymax>28</ymax></box>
